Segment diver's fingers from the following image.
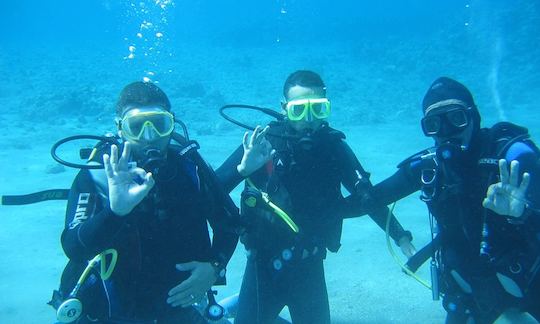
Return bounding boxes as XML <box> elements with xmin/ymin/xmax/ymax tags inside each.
<box><xmin>509</xmin><ymin>160</ymin><xmax>520</xmax><ymax>187</ymax></box>
<box><xmin>168</xmin><ymin>289</ymin><xmax>200</xmax><ymax>308</ymax></box>
<box><xmin>103</xmin><ymin>154</ymin><xmax>114</xmax><ymax>179</ymax></box>
<box><xmin>259</xmin><ymin>125</ymin><xmax>270</xmax><ymax>137</ymax></box>
<box><xmin>130</xmin><ymin>167</ymin><xmax>149</xmax><ymax>180</ymax></box>
<box><xmin>498</xmin><ymin>159</ymin><xmax>510</xmax><ymax>185</ymax></box>
<box><xmin>519</xmin><ymin>172</ymin><xmax>531</xmax><ymax>193</ymax></box>
<box><xmin>118</xmin><ymin>142</ymin><xmax>131</xmax><ymax>170</ymax></box>
<box><xmin>166</xmin><ymin>273</ymin><xmax>201</xmax><ymax>307</ymax></box>
<box><xmin>485</xmin><ymin>182</ymin><xmax>498</xmax><ymax>199</ymax></box>
<box><xmin>249</xmin><ymin>125</ymin><xmax>261</xmax><ymax>147</ymax></box>
<box><xmin>139</xmin><ymin>172</ymin><xmax>155</xmax><ymax>193</ymax></box>
<box><xmin>168</xmin><ymin>275</ymin><xmax>195</xmax><ymax>296</ymax></box>
<box><xmin>110</xmin><ymin>145</ymin><xmax>119</xmax><ymax>173</ymax></box>
<box><xmin>242</xmin><ymin>131</ymin><xmax>249</xmax><ymax>150</ymax></box>
<box><xmin>482</xmin><ymin>197</ymin><xmax>497</xmax><ymax>211</ymax></box>
<box><xmin>131</xmin><ymin>167</ymin><xmax>154</xmax><ymax>184</ymax></box>
<box><xmin>254</xmin><ymin>125</ymin><xmax>270</xmax><ymax>143</ymax></box>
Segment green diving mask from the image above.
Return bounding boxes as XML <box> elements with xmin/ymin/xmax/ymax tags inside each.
<box><xmin>119</xmin><ymin>108</ymin><xmax>175</xmax><ymax>141</ymax></box>
<box><xmin>285</xmin><ymin>98</ymin><xmax>331</xmax><ymax>122</ymax></box>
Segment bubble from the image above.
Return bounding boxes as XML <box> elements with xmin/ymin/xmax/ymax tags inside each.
<box><xmin>127</xmin><ymin>53</ymin><xmax>135</xmax><ymax>59</ymax></box>
<box><xmin>156</xmin><ymin>32</ymin><xmax>164</xmax><ymax>38</ymax></box>
<box><xmin>143</xmin><ymin>76</ymin><xmax>151</xmax><ymax>82</ymax></box>
<box><xmin>128</xmin><ymin>45</ymin><xmax>136</xmax><ymax>52</ymax></box>
<box><xmin>136</xmin><ymin>33</ymin><xmax>143</xmax><ymax>38</ymax></box>
<box><xmin>147</xmin><ymin>71</ymin><xmax>155</xmax><ymax>76</ymax></box>
<box><xmin>140</xmin><ymin>21</ymin><xmax>153</xmax><ymax>30</ymax></box>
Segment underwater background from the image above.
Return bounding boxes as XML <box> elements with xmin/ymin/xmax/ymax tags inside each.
<box><xmin>1</xmin><ymin>0</ymin><xmax>539</xmax><ymax>322</ymax></box>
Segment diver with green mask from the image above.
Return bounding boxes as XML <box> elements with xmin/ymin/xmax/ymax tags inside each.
<box><xmin>49</xmin><ymin>81</ymin><xmax>271</xmax><ymax>324</ymax></box>
<box><xmin>217</xmin><ymin>70</ymin><xmax>415</xmax><ymax>324</ymax></box>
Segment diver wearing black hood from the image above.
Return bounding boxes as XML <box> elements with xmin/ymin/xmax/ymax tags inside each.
<box><xmin>217</xmin><ymin>70</ymin><xmax>415</xmax><ymax>324</ymax></box>
<box><xmin>363</xmin><ymin>77</ymin><xmax>540</xmax><ymax>323</ymax></box>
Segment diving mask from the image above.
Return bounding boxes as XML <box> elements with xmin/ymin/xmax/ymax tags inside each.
<box><xmin>285</xmin><ymin>98</ymin><xmax>331</xmax><ymax>121</ymax></box>
<box><xmin>421</xmin><ymin>107</ymin><xmax>470</xmax><ymax>137</ymax></box>
<box><xmin>120</xmin><ymin>108</ymin><xmax>175</xmax><ymax>141</ymax></box>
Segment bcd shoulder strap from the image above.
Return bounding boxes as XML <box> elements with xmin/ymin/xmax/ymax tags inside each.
<box><xmin>171</xmin><ymin>133</ymin><xmax>241</xmax><ymax>229</ymax></box>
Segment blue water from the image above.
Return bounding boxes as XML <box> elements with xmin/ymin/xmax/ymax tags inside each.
<box><xmin>0</xmin><ymin>1</ymin><xmax>539</xmax><ymax>322</ymax></box>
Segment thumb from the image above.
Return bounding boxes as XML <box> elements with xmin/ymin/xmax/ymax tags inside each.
<box><xmin>176</xmin><ymin>261</ymin><xmax>197</xmax><ymax>271</ymax></box>
<box><xmin>141</xmin><ymin>172</ymin><xmax>155</xmax><ymax>192</ymax></box>
<box><xmin>482</xmin><ymin>198</ymin><xmax>496</xmax><ymax>211</ymax></box>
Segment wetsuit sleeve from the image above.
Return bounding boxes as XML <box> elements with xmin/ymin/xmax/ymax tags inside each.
<box><xmin>370</xmin><ymin>165</ymin><xmax>422</xmax><ymax>206</ymax></box>
<box><xmin>207</xmin><ymin>198</ymin><xmax>240</xmax><ymax>269</ymax></box>
<box><xmin>208</xmin><ymin>228</ymin><xmax>239</xmax><ymax>284</ymax></box>
<box><xmin>337</xmin><ymin>140</ymin><xmax>414</xmax><ymax>244</ymax></box>
<box><xmin>208</xmin><ymin>218</ymin><xmax>239</xmax><ymax>271</ymax></box>
<box><xmin>61</xmin><ymin>169</ymin><xmax>125</xmax><ymax>261</ymax></box>
<box><xmin>200</xmin><ymin>164</ymin><xmax>240</xmax><ymax>277</ymax></box>
<box><xmin>215</xmin><ymin>145</ymin><xmax>245</xmax><ymax>193</ymax></box>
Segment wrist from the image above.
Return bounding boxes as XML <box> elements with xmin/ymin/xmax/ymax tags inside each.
<box><xmin>237</xmin><ymin>164</ymin><xmax>249</xmax><ymax>177</ymax></box>
<box><xmin>507</xmin><ymin>205</ymin><xmax>532</xmax><ymax>224</ymax></box>
<box><xmin>397</xmin><ymin>231</ymin><xmax>413</xmax><ymax>246</ymax></box>
<box><xmin>110</xmin><ymin>204</ymin><xmax>130</xmax><ymax>217</ymax></box>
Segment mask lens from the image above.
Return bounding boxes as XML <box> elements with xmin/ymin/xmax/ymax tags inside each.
<box><xmin>124</xmin><ymin>118</ymin><xmax>146</xmax><ymax>137</ymax></box>
<box><xmin>310</xmin><ymin>100</ymin><xmax>331</xmax><ymax>119</ymax></box>
<box><xmin>446</xmin><ymin>109</ymin><xmax>468</xmax><ymax>128</ymax></box>
<box><xmin>286</xmin><ymin>102</ymin><xmax>309</xmax><ymax>121</ymax></box>
<box><xmin>422</xmin><ymin>115</ymin><xmax>441</xmax><ymax>136</ymax></box>
<box><xmin>145</xmin><ymin>113</ymin><xmax>174</xmax><ymax>135</ymax></box>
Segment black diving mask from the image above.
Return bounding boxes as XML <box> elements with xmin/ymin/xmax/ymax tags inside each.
<box><xmin>421</xmin><ymin>107</ymin><xmax>471</xmax><ymax>137</ymax></box>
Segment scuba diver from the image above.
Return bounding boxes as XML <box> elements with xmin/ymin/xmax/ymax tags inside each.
<box><xmin>48</xmin><ymin>81</ymin><xmax>271</xmax><ymax>323</ymax></box>
<box><xmin>361</xmin><ymin>77</ymin><xmax>540</xmax><ymax>323</ymax></box>
<box><xmin>216</xmin><ymin>70</ymin><xmax>415</xmax><ymax>324</ymax></box>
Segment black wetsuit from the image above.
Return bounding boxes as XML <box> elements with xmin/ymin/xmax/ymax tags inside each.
<box><xmin>217</xmin><ymin>123</ymin><xmax>410</xmax><ymax>324</ymax></box>
<box><xmin>367</xmin><ymin>123</ymin><xmax>540</xmax><ymax>323</ymax></box>
<box><xmin>59</xmin><ymin>144</ymin><xmax>239</xmax><ymax>323</ymax></box>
